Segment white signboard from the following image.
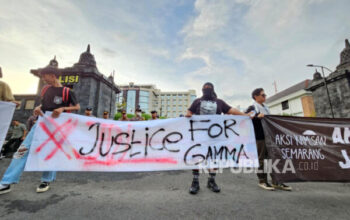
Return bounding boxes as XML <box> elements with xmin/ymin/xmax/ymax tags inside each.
<box><xmin>25</xmin><ymin>113</ymin><xmax>258</xmax><ymax>172</ymax></box>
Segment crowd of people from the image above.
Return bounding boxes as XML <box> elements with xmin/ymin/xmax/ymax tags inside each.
<box><xmin>0</xmin><ymin>64</ymin><xmax>291</xmax><ymax>196</ymax></box>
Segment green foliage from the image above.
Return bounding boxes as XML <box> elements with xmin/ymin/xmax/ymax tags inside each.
<box><xmin>142</xmin><ymin>113</ymin><xmax>151</xmax><ymax>120</ymax></box>
<box><xmin>114</xmin><ymin>112</ymin><xmax>122</xmax><ymax>120</ymax></box>
<box><xmin>114</xmin><ymin>112</ymin><xmax>167</xmax><ymax>120</ymax></box>
<box><xmin>114</xmin><ymin>113</ymin><xmax>136</xmax><ymax>120</ymax></box>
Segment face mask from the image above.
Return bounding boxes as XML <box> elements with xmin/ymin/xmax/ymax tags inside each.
<box><xmin>136</xmin><ymin>112</ymin><xmax>141</xmax><ymax>116</ymax></box>
<box><xmin>202</xmin><ymin>88</ymin><xmax>213</xmax><ymax>99</ymax></box>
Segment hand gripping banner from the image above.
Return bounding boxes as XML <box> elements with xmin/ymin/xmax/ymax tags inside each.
<box><xmin>262</xmin><ymin>115</ymin><xmax>350</xmax><ymax>183</ymax></box>
<box><xmin>25</xmin><ymin>113</ymin><xmax>258</xmax><ymax>172</ymax></box>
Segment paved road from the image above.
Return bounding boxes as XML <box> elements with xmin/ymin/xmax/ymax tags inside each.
<box><xmin>1</xmin><ymin>158</ymin><xmax>350</xmax><ymax>219</ymax></box>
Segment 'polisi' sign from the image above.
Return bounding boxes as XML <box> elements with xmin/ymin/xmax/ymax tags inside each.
<box><xmin>59</xmin><ymin>75</ymin><xmax>79</xmax><ymax>84</ymax></box>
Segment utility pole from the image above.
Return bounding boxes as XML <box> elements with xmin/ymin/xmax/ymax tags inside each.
<box><xmin>307</xmin><ymin>64</ymin><xmax>335</xmax><ymax>118</ymax></box>
<box><xmin>273</xmin><ymin>81</ymin><xmax>278</xmax><ymax>94</ymax></box>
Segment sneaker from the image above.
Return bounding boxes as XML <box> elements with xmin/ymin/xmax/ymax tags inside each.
<box><xmin>207</xmin><ymin>178</ymin><xmax>221</xmax><ymax>193</ymax></box>
<box><xmin>258</xmin><ymin>182</ymin><xmax>275</xmax><ymax>191</ymax></box>
<box><xmin>189</xmin><ymin>179</ymin><xmax>200</xmax><ymax>194</ymax></box>
<box><xmin>0</xmin><ymin>184</ymin><xmax>11</xmax><ymax>195</ymax></box>
<box><xmin>272</xmin><ymin>183</ymin><xmax>292</xmax><ymax>191</ymax></box>
<box><xmin>36</xmin><ymin>182</ymin><xmax>50</xmax><ymax>193</ymax></box>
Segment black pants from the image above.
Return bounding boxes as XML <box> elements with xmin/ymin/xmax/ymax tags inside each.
<box><xmin>1</xmin><ymin>138</ymin><xmax>22</xmax><ymax>156</ymax></box>
<box><xmin>256</xmin><ymin>139</ymin><xmax>277</xmax><ymax>184</ymax></box>
<box><xmin>192</xmin><ymin>169</ymin><xmax>217</xmax><ymax>176</ymax></box>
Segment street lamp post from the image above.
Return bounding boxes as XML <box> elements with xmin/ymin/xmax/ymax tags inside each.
<box><xmin>307</xmin><ymin>64</ymin><xmax>335</xmax><ymax>118</ymax></box>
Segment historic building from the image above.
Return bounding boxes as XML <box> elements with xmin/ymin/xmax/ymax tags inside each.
<box><xmin>13</xmin><ymin>45</ymin><xmax>120</xmax><ymax>122</ymax></box>
<box><xmin>308</xmin><ymin>39</ymin><xmax>350</xmax><ymax>118</ymax></box>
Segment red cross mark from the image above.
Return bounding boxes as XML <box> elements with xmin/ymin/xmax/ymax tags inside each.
<box><xmin>35</xmin><ymin>117</ymin><xmax>78</xmax><ymax>161</ymax></box>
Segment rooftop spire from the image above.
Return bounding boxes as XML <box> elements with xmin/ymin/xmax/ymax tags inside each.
<box><xmin>337</xmin><ymin>39</ymin><xmax>350</xmax><ymax>70</ymax></box>
<box><xmin>74</xmin><ymin>44</ymin><xmax>96</xmax><ymax>67</ymax></box>
<box><xmin>48</xmin><ymin>55</ymin><xmax>58</xmax><ymax>68</ymax></box>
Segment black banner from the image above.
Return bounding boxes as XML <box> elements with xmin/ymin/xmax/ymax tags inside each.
<box><xmin>262</xmin><ymin>115</ymin><xmax>350</xmax><ymax>183</ymax></box>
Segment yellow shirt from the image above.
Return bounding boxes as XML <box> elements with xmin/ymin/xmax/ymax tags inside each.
<box><xmin>0</xmin><ymin>81</ymin><xmax>15</xmax><ymax>101</ymax></box>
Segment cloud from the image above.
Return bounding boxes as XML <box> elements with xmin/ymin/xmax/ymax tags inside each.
<box><xmin>100</xmin><ymin>48</ymin><xmax>118</xmax><ymax>57</ymax></box>
<box><xmin>179</xmin><ymin>0</ymin><xmax>350</xmax><ymax>108</ymax></box>
<box><xmin>0</xmin><ymin>0</ymin><xmax>349</xmax><ymax>111</ymax></box>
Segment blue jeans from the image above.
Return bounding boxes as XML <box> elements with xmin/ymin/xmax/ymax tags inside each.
<box><xmin>1</xmin><ymin>123</ymin><xmax>56</xmax><ymax>184</ymax></box>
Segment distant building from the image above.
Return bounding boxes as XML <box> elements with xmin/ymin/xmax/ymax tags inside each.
<box><xmin>266</xmin><ymin>80</ymin><xmax>315</xmax><ymax>117</ymax></box>
<box><xmin>13</xmin><ymin>45</ymin><xmax>120</xmax><ymax>123</ymax></box>
<box><xmin>117</xmin><ymin>82</ymin><xmax>196</xmax><ymax>117</ymax></box>
<box><xmin>158</xmin><ymin>90</ymin><xmax>197</xmax><ymax>118</ymax></box>
<box><xmin>117</xmin><ymin>83</ymin><xmax>160</xmax><ymax>115</ymax></box>
<box><xmin>308</xmin><ymin>39</ymin><xmax>350</xmax><ymax>118</ymax></box>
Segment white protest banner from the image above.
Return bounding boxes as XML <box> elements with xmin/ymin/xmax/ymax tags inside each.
<box><xmin>0</xmin><ymin>101</ymin><xmax>16</xmax><ymax>152</ymax></box>
<box><xmin>25</xmin><ymin>112</ymin><xmax>258</xmax><ymax>172</ymax></box>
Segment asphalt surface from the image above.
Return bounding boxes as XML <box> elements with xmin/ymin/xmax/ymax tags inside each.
<box><xmin>1</xmin><ymin>158</ymin><xmax>350</xmax><ymax>220</ymax></box>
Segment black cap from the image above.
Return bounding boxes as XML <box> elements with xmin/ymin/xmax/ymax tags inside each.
<box><xmin>136</xmin><ymin>108</ymin><xmax>142</xmax><ymax>112</ymax></box>
<box><xmin>151</xmin><ymin>110</ymin><xmax>157</xmax><ymax>114</ymax></box>
<box><xmin>86</xmin><ymin>107</ymin><xmax>92</xmax><ymax>111</ymax></box>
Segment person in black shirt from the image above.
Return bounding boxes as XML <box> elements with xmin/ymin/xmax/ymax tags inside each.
<box><xmin>35</xmin><ymin>68</ymin><xmax>79</xmax><ymax>117</ymax></box>
<box><xmin>186</xmin><ymin>82</ymin><xmax>250</xmax><ymax>195</ymax></box>
<box><xmin>0</xmin><ymin>64</ymin><xmax>80</xmax><ymax>195</ymax></box>
<box><xmin>246</xmin><ymin>88</ymin><xmax>291</xmax><ymax>191</ymax></box>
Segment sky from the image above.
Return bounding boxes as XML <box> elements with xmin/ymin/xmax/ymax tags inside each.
<box><xmin>0</xmin><ymin>0</ymin><xmax>349</xmax><ymax>109</ymax></box>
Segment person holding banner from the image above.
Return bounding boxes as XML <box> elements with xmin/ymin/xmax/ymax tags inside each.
<box><xmin>0</xmin><ymin>67</ymin><xmax>19</xmax><ymax>106</ymax></box>
<box><xmin>246</xmin><ymin>88</ymin><xmax>291</xmax><ymax>191</ymax></box>
<box><xmin>186</xmin><ymin>82</ymin><xmax>250</xmax><ymax>194</ymax></box>
<box><xmin>0</xmin><ymin>63</ymin><xmax>80</xmax><ymax>195</ymax></box>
